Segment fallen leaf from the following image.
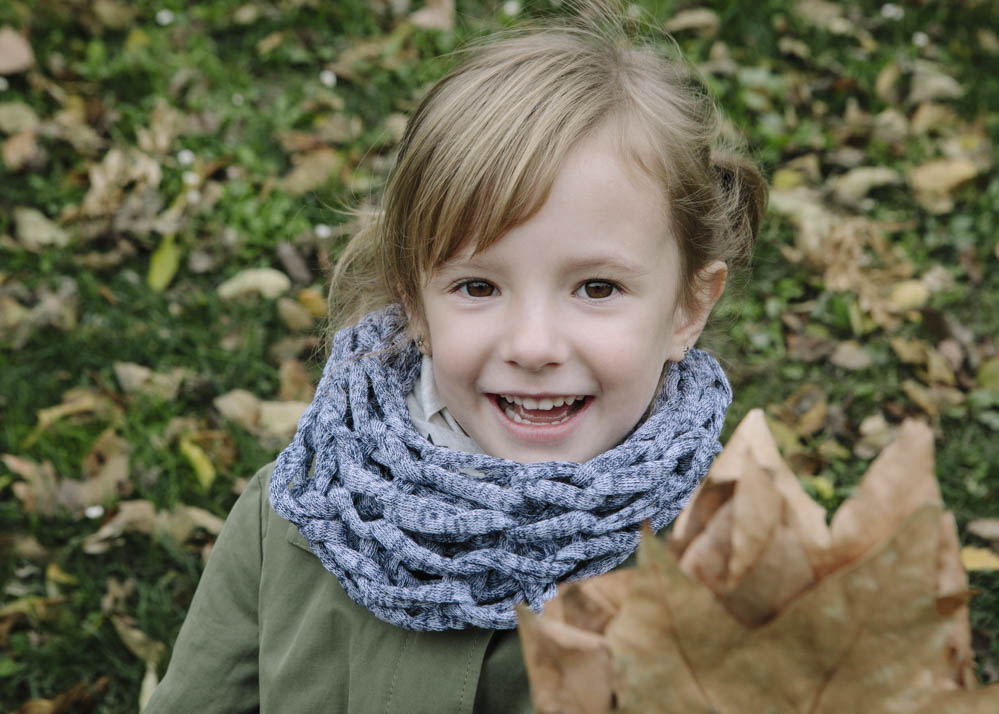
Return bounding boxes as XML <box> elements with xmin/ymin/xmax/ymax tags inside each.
<box><xmin>14</xmin><ymin>207</ymin><xmax>70</xmax><ymax>251</ymax></box>
<box><xmin>0</xmin><ymin>26</ymin><xmax>34</xmax><ymax>75</ymax></box>
<box><xmin>139</xmin><ymin>661</ymin><xmax>158</xmax><ymax>712</ymax></box>
<box><xmin>113</xmin><ymin>361</ymin><xmax>190</xmax><ymax>399</ymax></box>
<box><xmin>772</xmin><ymin>167</ymin><xmax>805</xmax><ymax>190</ymax></box>
<box><xmin>409</xmin><ymin>0</ymin><xmax>455</xmax><ymax>31</ymax></box>
<box><xmin>8</xmin><ymin>278</ymin><xmax>79</xmax><ymax>349</ymax></box>
<box><xmin>871</xmin><ymin>108</ymin><xmax>908</xmax><ymax>144</ymax></box>
<box><xmin>888</xmin><ymin>279</ymin><xmax>930</xmax><ymax>312</ymax></box>
<box><xmin>217</xmin><ymin>267</ymin><xmax>291</xmax><ymax>300</ymax></box>
<box><xmin>296</xmin><ymin>287</ymin><xmax>327</xmax><ymax>317</ymax></box>
<box><xmin>0</xmin><ymin>533</ymin><xmax>48</xmax><ymax>560</ymax></box>
<box><xmin>147</xmin><ymin>234</ymin><xmax>181</xmax><ymax>292</ymax></box>
<box><xmin>45</xmin><ymin>563</ymin><xmax>77</xmax><ymax>586</ymax></box>
<box><xmin>775</xmin><ymin>384</ymin><xmax>827</xmax><ymax>438</ymax></box>
<box><xmin>257</xmin><ymin>400</ymin><xmax>309</xmax><ymax>441</ymax></box>
<box><xmin>136</xmin><ymin>100</ymin><xmax>185</xmax><ymax>156</ymax></box>
<box><xmin>6</xmin><ymin>454</ymin><xmax>59</xmax><ymax>515</ymax></box>
<box><xmin>908</xmin><ymin>158</ymin><xmax>978</xmax><ymax>214</ymax></box>
<box><xmin>112</xmin><ymin>615</ymin><xmax>166</xmax><ymax>665</ymax></box>
<box><xmin>0</xmin><ymin>101</ymin><xmax>39</xmax><ymax>133</ymax></box>
<box><xmin>977</xmin><ymin>357</ymin><xmax>999</xmax><ymax>393</ymax></box>
<box><xmin>26</xmin><ymin>387</ymin><xmax>119</xmax><ymax>446</ymax></box>
<box><xmin>278</xmin><ymin>358</ymin><xmax>315</xmax><ymax>401</ymax></box>
<box><xmin>828</xmin><ymin>420</ymin><xmax>938</xmax><ymax>566</ymax></box>
<box><xmin>830</xmin><ymin>340</ymin><xmax>873</xmax><ymax>370</ymax></box>
<box><xmin>967</xmin><ymin>518</ymin><xmax>999</xmax><ymax>543</ymax></box>
<box><xmin>518</xmin><ymin>574</ymin><xmax>634</xmax><ymax>714</ymax></box>
<box><xmin>213</xmin><ymin>389</ymin><xmax>261</xmax><ymax>430</ymax></box>
<box><xmin>93</xmin><ymin>0</ymin><xmax>137</xmax><ymax>29</ymax></box>
<box><xmin>664</xmin><ymin>8</ymin><xmax>719</xmax><ymax>36</ymax></box>
<box><xmin>179</xmin><ymin>436</ymin><xmax>216</xmax><ymax>489</ymax></box>
<box><xmin>51</xmin><ymin>94</ymin><xmax>104</xmax><ymax>155</ymax></box>
<box><xmin>82</xmin><ymin>499</ymin><xmax>223</xmax><ymax>554</ymax></box>
<box><xmin>3</xmin><ymin>129</ymin><xmax>38</xmax><ymax>170</ymax></box>
<box><xmin>276</xmin><ymin>241</ymin><xmax>312</xmax><ymax>284</ymax></box>
<box><xmin>911</xmin><ymin>102</ymin><xmax>958</xmax><ymax>135</ymax></box>
<box><xmin>519</xmin><ymin>411</ymin><xmax>998</xmax><ymax>712</ymax></box>
<box><xmin>82</xmin><ymin>147</ymin><xmax>162</xmax><ymax>219</ymax></box>
<box><xmin>853</xmin><ymin>412</ymin><xmax>898</xmax><ymax>459</ymax></box>
<box><xmin>277</xmin><ymin>296</ymin><xmax>314</xmax><ymax>331</ymax></box>
<box><xmin>909</xmin><ymin>61</ymin><xmax>964</xmax><ymax>104</ymax></box>
<box><xmin>875</xmin><ymin>62</ymin><xmax>901</xmax><ymax>104</ymax></box>
<box><xmin>0</xmin><ymin>294</ymin><xmax>29</xmax><ymax>333</ymax></box>
<box><xmin>101</xmin><ymin>577</ymin><xmax>135</xmax><ymax>615</ymax></box>
<box><xmin>277</xmin><ymin>147</ymin><xmax>343</xmax><ymax>196</ymax></box>
<box><xmin>960</xmin><ymin>546</ymin><xmax>999</xmax><ymax>572</ymax></box>
<box><xmin>901</xmin><ymin>379</ymin><xmax>965</xmax><ymax>419</ymax></box>
<box><xmin>828</xmin><ymin>166</ymin><xmax>901</xmax><ymax>207</ymax></box>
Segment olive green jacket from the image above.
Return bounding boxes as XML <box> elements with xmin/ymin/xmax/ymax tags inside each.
<box><xmin>144</xmin><ymin>464</ymin><xmax>532</xmax><ymax>713</ymax></box>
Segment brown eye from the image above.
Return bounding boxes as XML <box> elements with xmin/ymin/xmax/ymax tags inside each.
<box><xmin>461</xmin><ymin>280</ymin><xmax>495</xmax><ymax>298</ymax></box>
<box><xmin>581</xmin><ymin>281</ymin><xmax>615</xmax><ymax>299</ymax></box>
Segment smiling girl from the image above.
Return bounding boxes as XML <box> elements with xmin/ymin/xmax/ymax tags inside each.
<box><xmin>146</xmin><ymin>6</ymin><xmax>766</xmax><ymax>713</ymax></box>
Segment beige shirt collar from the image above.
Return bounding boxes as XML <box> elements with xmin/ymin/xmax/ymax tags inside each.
<box><xmin>406</xmin><ymin>355</ymin><xmax>483</xmax><ymax>455</ymax></box>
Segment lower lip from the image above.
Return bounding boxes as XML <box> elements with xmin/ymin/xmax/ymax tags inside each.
<box><xmin>487</xmin><ymin>395</ymin><xmax>592</xmax><ymax>444</ymax></box>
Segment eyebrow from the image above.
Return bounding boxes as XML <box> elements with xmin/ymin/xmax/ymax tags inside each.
<box><xmin>561</xmin><ymin>255</ymin><xmax>650</xmax><ymax>276</ymax></box>
<box><xmin>439</xmin><ymin>253</ymin><xmax>650</xmax><ymax>277</ymax></box>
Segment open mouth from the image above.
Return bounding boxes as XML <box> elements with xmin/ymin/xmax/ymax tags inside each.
<box><xmin>493</xmin><ymin>394</ymin><xmax>590</xmax><ymax>426</ymax></box>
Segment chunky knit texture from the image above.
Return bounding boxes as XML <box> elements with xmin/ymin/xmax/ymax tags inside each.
<box><xmin>269</xmin><ymin>306</ymin><xmax>731</xmax><ymax>631</ymax></box>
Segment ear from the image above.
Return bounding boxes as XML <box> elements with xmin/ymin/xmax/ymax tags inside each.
<box><xmin>667</xmin><ymin>261</ymin><xmax>727</xmax><ymax>362</ymax></box>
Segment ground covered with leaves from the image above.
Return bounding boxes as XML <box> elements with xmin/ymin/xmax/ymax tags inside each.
<box><xmin>1</xmin><ymin>0</ymin><xmax>997</xmax><ymax>711</ymax></box>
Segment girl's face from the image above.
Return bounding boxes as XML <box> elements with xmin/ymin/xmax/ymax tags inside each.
<box><xmin>419</xmin><ymin>127</ymin><xmax>721</xmax><ymax>463</ymax></box>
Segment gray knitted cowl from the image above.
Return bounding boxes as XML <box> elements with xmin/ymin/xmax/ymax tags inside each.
<box><xmin>269</xmin><ymin>305</ymin><xmax>731</xmax><ymax>631</ymax></box>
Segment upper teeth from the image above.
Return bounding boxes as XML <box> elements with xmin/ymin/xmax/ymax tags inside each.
<box><xmin>499</xmin><ymin>394</ymin><xmax>584</xmax><ymax>410</ymax></box>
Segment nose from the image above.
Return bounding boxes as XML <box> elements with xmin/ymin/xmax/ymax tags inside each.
<box><xmin>500</xmin><ymin>300</ymin><xmax>569</xmax><ymax>371</ymax></box>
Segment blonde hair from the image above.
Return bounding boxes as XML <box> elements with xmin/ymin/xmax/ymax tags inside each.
<box><xmin>328</xmin><ymin>10</ymin><xmax>767</xmax><ymax>339</ymax></box>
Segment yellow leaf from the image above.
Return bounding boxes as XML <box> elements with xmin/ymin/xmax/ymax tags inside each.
<box><xmin>124</xmin><ymin>28</ymin><xmax>149</xmax><ymax>51</ymax></box>
<box><xmin>112</xmin><ymin>615</ymin><xmax>167</xmax><ymax>664</ymax></box>
<box><xmin>179</xmin><ymin>436</ymin><xmax>216</xmax><ymax>489</ymax></box>
<box><xmin>960</xmin><ymin>546</ymin><xmax>999</xmax><ymax>572</ymax></box>
<box><xmin>147</xmin><ymin>234</ymin><xmax>180</xmax><ymax>293</ymax></box>
<box><xmin>139</xmin><ymin>660</ymin><xmax>158</xmax><ymax>712</ymax></box>
<box><xmin>45</xmin><ymin>562</ymin><xmax>77</xmax><ymax>586</ymax></box>
<box><xmin>806</xmin><ymin>475</ymin><xmax>835</xmax><ymax>501</ymax></box>
<box><xmin>772</xmin><ymin>168</ymin><xmax>804</xmax><ymax>190</ymax></box>
<box><xmin>297</xmin><ymin>287</ymin><xmax>327</xmax><ymax>317</ymax></box>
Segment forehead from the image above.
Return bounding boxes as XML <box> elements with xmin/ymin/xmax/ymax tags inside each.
<box><xmin>446</xmin><ymin>122</ymin><xmax>668</xmax><ymax>261</ymax></box>
<box><xmin>435</xmin><ymin>127</ymin><xmax>673</xmax><ymax>276</ymax></box>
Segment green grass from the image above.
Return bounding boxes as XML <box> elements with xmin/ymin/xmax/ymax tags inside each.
<box><xmin>2</xmin><ymin>0</ymin><xmax>998</xmax><ymax>710</ymax></box>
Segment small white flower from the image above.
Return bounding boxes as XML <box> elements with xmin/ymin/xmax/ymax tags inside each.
<box><xmin>85</xmin><ymin>505</ymin><xmax>105</xmax><ymax>519</ymax></box>
<box><xmin>186</xmin><ymin>189</ymin><xmax>202</xmax><ymax>204</ymax></box>
<box><xmin>182</xmin><ymin>170</ymin><xmax>200</xmax><ymax>186</ymax></box>
<box><xmin>177</xmin><ymin>148</ymin><xmax>195</xmax><ymax>166</ymax></box>
<box><xmin>501</xmin><ymin>0</ymin><xmax>521</xmax><ymax>17</ymax></box>
<box><xmin>226</xmin><ymin>165</ymin><xmax>242</xmax><ymax>180</ymax></box>
<box><xmin>912</xmin><ymin>31</ymin><xmax>929</xmax><ymax>47</ymax></box>
<box><xmin>626</xmin><ymin>4</ymin><xmax>642</xmax><ymax>20</ymax></box>
<box><xmin>155</xmin><ymin>8</ymin><xmax>174</xmax><ymax>26</ymax></box>
<box><xmin>0</xmin><ymin>77</ymin><xmax>9</xmax><ymax>92</ymax></box>
<box><xmin>319</xmin><ymin>69</ymin><xmax>337</xmax><ymax>88</ymax></box>
<box><xmin>231</xmin><ymin>92</ymin><xmax>244</xmax><ymax>106</ymax></box>
<box><xmin>314</xmin><ymin>223</ymin><xmax>333</xmax><ymax>239</ymax></box>
<box><xmin>880</xmin><ymin>3</ymin><xmax>904</xmax><ymax>20</ymax></box>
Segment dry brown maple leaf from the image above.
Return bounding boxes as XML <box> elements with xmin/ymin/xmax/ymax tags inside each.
<box><xmin>518</xmin><ymin>409</ymin><xmax>999</xmax><ymax>713</ymax></box>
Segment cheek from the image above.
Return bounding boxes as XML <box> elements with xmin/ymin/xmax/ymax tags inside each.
<box><xmin>590</xmin><ymin>316</ymin><xmax>674</xmax><ymax>378</ymax></box>
<box><xmin>427</xmin><ymin>320</ymin><xmax>489</xmax><ymax>395</ymax></box>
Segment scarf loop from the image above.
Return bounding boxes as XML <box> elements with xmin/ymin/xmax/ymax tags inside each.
<box><xmin>269</xmin><ymin>306</ymin><xmax>731</xmax><ymax>631</ymax></box>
